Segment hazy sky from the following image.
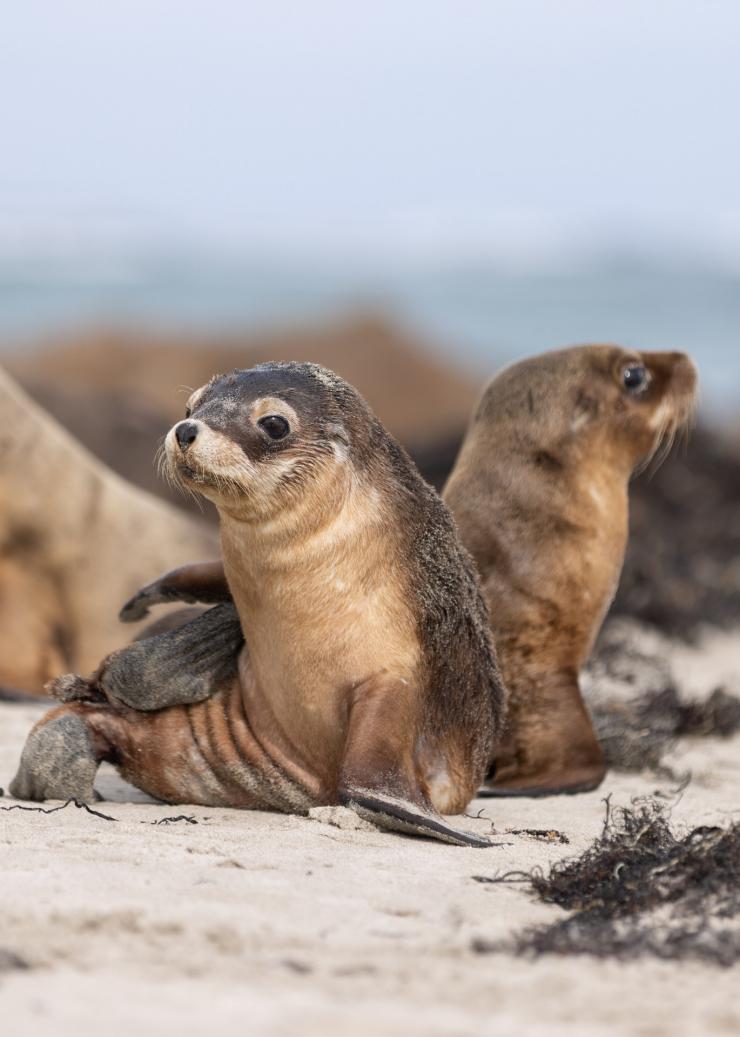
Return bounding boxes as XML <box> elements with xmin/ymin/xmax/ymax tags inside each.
<box><xmin>2</xmin><ymin>1</ymin><xmax>739</xmax><ymax>257</ymax></box>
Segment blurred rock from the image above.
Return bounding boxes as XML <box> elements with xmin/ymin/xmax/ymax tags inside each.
<box><xmin>6</xmin><ymin>313</ymin><xmax>477</xmax><ymax>442</ymax></box>
<box><xmin>6</xmin><ymin>315</ymin><xmax>477</xmax><ymax>514</ymax></box>
<box><xmin>6</xmin><ymin>321</ymin><xmax>739</xmax><ymax>636</ymax></box>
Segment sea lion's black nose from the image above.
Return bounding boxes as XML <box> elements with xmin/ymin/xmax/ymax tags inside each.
<box><xmin>175</xmin><ymin>421</ymin><xmax>199</xmax><ymax>451</ymax></box>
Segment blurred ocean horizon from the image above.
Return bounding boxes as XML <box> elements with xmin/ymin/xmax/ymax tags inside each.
<box><xmin>1</xmin><ymin>243</ymin><xmax>738</xmax><ymax>415</ymax></box>
<box><xmin>3</xmin><ymin>4</ymin><xmax>739</xmax><ymax>415</ymax></box>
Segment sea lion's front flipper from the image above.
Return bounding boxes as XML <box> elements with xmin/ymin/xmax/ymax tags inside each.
<box><xmin>341</xmin><ymin>789</ymin><xmax>493</xmax><ymax>847</ymax></box>
<box><xmin>49</xmin><ymin>603</ymin><xmax>244</xmax><ymax>712</ymax></box>
<box><xmin>119</xmin><ymin>561</ymin><xmax>231</xmax><ymax>622</ymax></box>
<box><xmin>480</xmin><ymin>673</ymin><xmax>606</xmax><ymax>797</ymax></box>
<box><xmin>338</xmin><ymin>676</ymin><xmax>492</xmax><ymax>848</ymax></box>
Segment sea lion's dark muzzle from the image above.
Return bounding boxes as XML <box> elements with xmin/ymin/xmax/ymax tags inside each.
<box><xmin>175</xmin><ymin>421</ymin><xmax>199</xmax><ymax>452</ymax></box>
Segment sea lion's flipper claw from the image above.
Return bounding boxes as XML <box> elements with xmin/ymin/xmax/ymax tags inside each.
<box><xmin>341</xmin><ymin>788</ymin><xmax>492</xmax><ymax>847</ymax></box>
<box><xmin>100</xmin><ymin>603</ymin><xmax>244</xmax><ymax>711</ymax></box>
<box><xmin>119</xmin><ymin>561</ymin><xmax>231</xmax><ymax>622</ymax></box>
<box><xmin>119</xmin><ymin>590</ymin><xmax>160</xmax><ymax>623</ymax></box>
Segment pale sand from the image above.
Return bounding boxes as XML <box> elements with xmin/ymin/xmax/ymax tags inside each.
<box><xmin>1</xmin><ymin>628</ymin><xmax>738</xmax><ymax>1037</ymax></box>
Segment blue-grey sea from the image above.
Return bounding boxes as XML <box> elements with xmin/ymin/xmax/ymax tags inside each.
<box><xmin>0</xmin><ymin>252</ymin><xmax>738</xmax><ymax>414</ymax></box>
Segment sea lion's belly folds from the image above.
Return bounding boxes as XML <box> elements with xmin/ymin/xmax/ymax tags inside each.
<box><xmin>109</xmin><ymin>678</ymin><xmax>320</xmax><ymax>813</ymax></box>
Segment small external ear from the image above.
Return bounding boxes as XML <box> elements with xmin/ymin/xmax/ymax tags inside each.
<box><xmin>325</xmin><ymin>422</ymin><xmax>349</xmax><ymax>443</ymax></box>
<box><xmin>570</xmin><ymin>390</ymin><xmax>600</xmax><ymax>433</ymax></box>
<box><xmin>183</xmin><ymin>384</ymin><xmax>206</xmax><ymax>418</ymax></box>
<box><xmin>324</xmin><ymin>422</ymin><xmax>350</xmax><ymax>462</ymax></box>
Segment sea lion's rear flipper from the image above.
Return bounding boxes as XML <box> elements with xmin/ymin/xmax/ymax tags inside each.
<box><xmin>119</xmin><ymin>561</ymin><xmax>231</xmax><ymax>623</ymax></box>
<box><xmin>480</xmin><ymin>672</ymin><xmax>606</xmax><ymax>797</ymax></box>
<box><xmin>338</xmin><ymin>676</ymin><xmax>492</xmax><ymax>848</ymax></box>
<box><xmin>9</xmin><ymin>708</ymin><xmax>101</xmax><ymax>802</ymax></box>
<box><xmin>48</xmin><ymin>603</ymin><xmax>244</xmax><ymax>712</ymax></box>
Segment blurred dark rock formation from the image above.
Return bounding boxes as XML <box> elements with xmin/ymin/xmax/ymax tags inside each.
<box><xmin>615</xmin><ymin>425</ymin><xmax>740</xmax><ymax>634</ymax></box>
<box><xmin>6</xmin><ymin>318</ymin><xmax>739</xmax><ymax>637</ymax></box>
<box><xmin>7</xmin><ymin>315</ymin><xmax>477</xmax><ymax>515</ymax></box>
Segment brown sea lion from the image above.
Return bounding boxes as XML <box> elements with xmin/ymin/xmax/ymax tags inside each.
<box><xmin>9</xmin><ymin>363</ymin><xmax>504</xmax><ymax>845</ymax></box>
<box><xmin>443</xmin><ymin>345</ymin><xmax>697</xmax><ymax>795</ymax></box>
<box><xmin>0</xmin><ymin>366</ymin><xmax>217</xmax><ymax>696</ymax></box>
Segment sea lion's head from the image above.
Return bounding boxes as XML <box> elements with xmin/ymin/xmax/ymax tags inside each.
<box><xmin>475</xmin><ymin>345</ymin><xmax>698</xmax><ymax>474</ymax></box>
<box><xmin>164</xmin><ymin>362</ymin><xmax>372</xmax><ymax>518</ymax></box>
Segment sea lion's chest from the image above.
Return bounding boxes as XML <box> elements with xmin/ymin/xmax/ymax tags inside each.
<box><xmin>227</xmin><ymin>543</ymin><xmax>421</xmax><ymax>767</ymax></box>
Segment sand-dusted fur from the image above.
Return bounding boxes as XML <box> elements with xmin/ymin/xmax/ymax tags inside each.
<box><xmin>0</xmin><ymin>367</ymin><xmax>217</xmax><ymax>695</ymax></box>
<box><xmin>444</xmin><ymin>346</ymin><xmax>697</xmax><ymax>795</ymax></box>
<box><xmin>12</xmin><ymin>363</ymin><xmax>504</xmax><ymax>846</ymax></box>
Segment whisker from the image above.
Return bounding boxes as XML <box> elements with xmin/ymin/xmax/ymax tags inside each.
<box><xmin>644</xmin><ymin>414</ymin><xmax>684</xmax><ymax>477</ymax></box>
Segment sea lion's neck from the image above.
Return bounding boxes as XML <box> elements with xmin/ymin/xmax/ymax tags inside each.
<box><xmin>218</xmin><ymin>465</ymin><xmax>386</xmax><ymax>633</ymax></box>
<box><xmin>446</xmin><ymin>422</ymin><xmax>631</xmax><ymax>595</ymax></box>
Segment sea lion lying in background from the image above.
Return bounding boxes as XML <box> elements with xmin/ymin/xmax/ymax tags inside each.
<box><xmin>444</xmin><ymin>345</ymin><xmax>697</xmax><ymax>795</ymax></box>
<box><xmin>10</xmin><ymin>363</ymin><xmax>505</xmax><ymax>846</ymax></box>
<box><xmin>0</xmin><ymin>366</ymin><xmax>217</xmax><ymax>697</ymax></box>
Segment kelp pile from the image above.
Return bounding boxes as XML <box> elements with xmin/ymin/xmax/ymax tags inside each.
<box><xmin>584</xmin><ymin>624</ymin><xmax>740</xmax><ymax>774</ymax></box>
<box><xmin>475</xmin><ymin>797</ymin><xmax>740</xmax><ymax>966</ymax></box>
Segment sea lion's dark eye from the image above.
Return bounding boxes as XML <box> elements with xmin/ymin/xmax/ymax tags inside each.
<box><xmin>258</xmin><ymin>414</ymin><xmax>290</xmax><ymax>440</ymax></box>
<box><xmin>623</xmin><ymin>364</ymin><xmax>649</xmax><ymax>393</ymax></box>
<box><xmin>184</xmin><ymin>405</ymin><xmax>192</xmax><ymax>418</ymax></box>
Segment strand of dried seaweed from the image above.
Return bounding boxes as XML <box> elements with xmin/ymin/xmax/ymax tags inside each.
<box><xmin>0</xmin><ymin>800</ymin><xmax>207</xmax><ymax>826</ymax></box>
<box><xmin>0</xmin><ymin>798</ymin><xmax>117</xmax><ymax>821</ymax></box>
<box><xmin>149</xmin><ymin>815</ymin><xmax>198</xmax><ymax>825</ymax></box>
<box><xmin>592</xmin><ymin>685</ymin><xmax>740</xmax><ymax>776</ymax></box>
<box><xmin>506</xmin><ymin>828</ymin><xmax>570</xmax><ymax>844</ymax></box>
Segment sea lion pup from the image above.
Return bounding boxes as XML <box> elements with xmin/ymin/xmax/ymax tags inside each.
<box><xmin>0</xmin><ymin>366</ymin><xmax>217</xmax><ymax>695</ymax></box>
<box><xmin>443</xmin><ymin>345</ymin><xmax>697</xmax><ymax>796</ymax></box>
<box><xmin>11</xmin><ymin>362</ymin><xmax>504</xmax><ymax>846</ymax></box>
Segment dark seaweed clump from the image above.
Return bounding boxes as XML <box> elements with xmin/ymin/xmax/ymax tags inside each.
<box><xmin>613</xmin><ymin>426</ymin><xmax>740</xmax><ymax>635</ymax></box>
<box><xmin>592</xmin><ymin>686</ymin><xmax>740</xmax><ymax>775</ymax></box>
<box><xmin>0</xmin><ymin>949</ymin><xmax>29</xmax><ymax>972</ymax></box>
<box><xmin>475</xmin><ymin>797</ymin><xmax>740</xmax><ymax>966</ymax></box>
<box><xmin>584</xmin><ymin>625</ymin><xmax>740</xmax><ymax>775</ymax></box>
